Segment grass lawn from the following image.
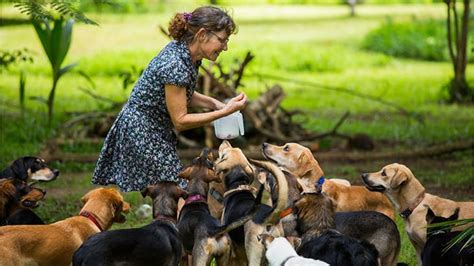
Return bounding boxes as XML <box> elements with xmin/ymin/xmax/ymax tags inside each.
<box><xmin>1</xmin><ymin>3</ymin><xmax>473</xmax><ymax>266</ymax></box>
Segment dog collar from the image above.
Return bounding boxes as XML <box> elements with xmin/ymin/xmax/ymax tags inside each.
<box><xmin>399</xmin><ymin>191</ymin><xmax>425</xmax><ymax>219</ymax></box>
<box><xmin>155</xmin><ymin>214</ymin><xmax>177</xmax><ymax>224</ymax></box>
<box><xmin>184</xmin><ymin>194</ymin><xmax>207</xmax><ymax>205</ymax></box>
<box><xmin>209</xmin><ymin>187</ymin><xmax>224</xmax><ymax>203</ymax></box>
<box><xmin>223</xmin><ymin>184</ymin><xmax>257</xmax><ymax>198</ymax></box>
<box><xmin>80</xmin><ymin>211</ymin><xmax>103</xmax><ymax>232</ymax></box>
<box><xmin>279</xmin><ymin>207</ymin><xmax>293</xmax><ymax>220</ymax></box>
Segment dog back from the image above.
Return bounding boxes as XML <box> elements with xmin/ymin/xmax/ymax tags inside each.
<box><xmin>74</xmin><ymin>220</ymin><xmax>182</xmax><ymax>266</ymax></box>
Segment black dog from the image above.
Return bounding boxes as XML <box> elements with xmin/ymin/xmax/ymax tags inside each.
<box><xmin>73</xmin><ymin>182</ymin><xmax>187</xmax><ymax>266</ymax></box>
<box><xmin>0</xmin><ymin>157</ymin><xmax>59</xmax><ymax>182</ymax></box>
<box><xmin>295</xmin><ymin>181</ymin><xmax>379</xmax><ymax>266</ymax></box>
<box><xmin>177</xmin><ymin>149</ymin><xmax>263</xmax><ymax>266</ymax></box>
<box><xmin>422</xmin><ymin>207</ymin><xmax>474</xmax><ymax>266</ymax></box>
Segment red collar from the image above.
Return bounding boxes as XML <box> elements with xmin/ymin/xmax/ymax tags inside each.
<box><xmin>80</xmin><ymin>211</ymin><xmax>103</xmax><ymax>232</ymax></box>
<box><xmin>279</xmin><ymin>207</ymin><xmax>293</xmax><ymax>220</ymax></box>
<box><xmin>184</xmin><ymin>194</ymin><xmax>207</xmax><ymax>205</ymax></box>
<box><xmin>155</xmin><ymin>214</ymin><xmax>177</xmax><ymax>224</ymax></box>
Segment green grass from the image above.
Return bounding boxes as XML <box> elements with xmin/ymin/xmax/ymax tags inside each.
<box><xmin>0</xmin><ymin>4</ymin><xmax>472</xmax><ymax>266</ymax></box>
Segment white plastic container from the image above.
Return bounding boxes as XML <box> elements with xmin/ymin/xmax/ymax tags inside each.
<box><xmin>213</xmin><ymin>111</ymin><xmax>245</xmax><ymax>140</ymax></box>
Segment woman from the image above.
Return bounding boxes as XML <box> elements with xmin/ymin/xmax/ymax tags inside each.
<box><xmin>92</xmin><ymin>6</ymin><xmax>247</xmax><ymax>192</ymax></box>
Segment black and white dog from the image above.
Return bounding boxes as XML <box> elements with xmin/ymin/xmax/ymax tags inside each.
<box><xmin>0</xmin><ymin>157</ymin><xmax>59</xmax><ymax>182</ymax></box>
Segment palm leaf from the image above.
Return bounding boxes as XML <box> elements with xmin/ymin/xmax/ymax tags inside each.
<box><xmin>428</xmin><ymin>218</ymin><xmax>474</xmax><ymax>254</ymax></box>
<box><xmin>14</xmin><ymin>0</ymin><xmax>98</xmax><ymax>25</ymax></box>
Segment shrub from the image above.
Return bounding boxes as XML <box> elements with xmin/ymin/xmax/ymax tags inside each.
<box><xmin>362</xmin><ymin>17</ymin><xmax>473</xmax><ymax>62</ymax></box>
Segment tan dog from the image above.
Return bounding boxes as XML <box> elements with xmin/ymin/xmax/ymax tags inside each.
<box><xmin>215</xmin><ymin>140</ymin><xmax>288</xmax><ymax>266</ymax></box>
<box><xmin>362</xmin><ymin>163</ymin><xmax>474</xmax><ymax>261</ymax></box>
<box><xmin>0</xmin><ymin>187</ymin><xmax>130</xmax><ymax>266</ymax></box>
<box><xmin>262</xmin><ymin>142</ymin><xmax>395</xmax><ymax>220</ymax></box>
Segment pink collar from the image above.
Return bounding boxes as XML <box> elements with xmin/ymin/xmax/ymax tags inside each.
<box><xmin>80</xmin><ymin>211</ymin><xmax>103</xmax><ymax>232</ymax></box>
<box><xmin>184</xmin><ymin>194</ymin><xmax>207</xmax><ymax>205</ymax></box>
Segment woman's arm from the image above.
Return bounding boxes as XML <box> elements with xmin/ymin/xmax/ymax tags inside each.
<box><xmin>165</xmin><ymin>85</ymin><xmax>246</xmax><ymax>132</ymax></box>
<box><xmin>188</xmin><ymin>91</ymin><xmax>225</xmax><ymax>110</ymax></box>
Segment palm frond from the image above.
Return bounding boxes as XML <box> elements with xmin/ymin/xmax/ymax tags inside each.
<box><xmin>428</xmin><ymin>218</ymin><xmax>474</xmax><ymax>254</ymax></box>
<box><xmin>13</xmin><ymin>0</ymin><xmax>98</xmax><ymax>25</ymax></box>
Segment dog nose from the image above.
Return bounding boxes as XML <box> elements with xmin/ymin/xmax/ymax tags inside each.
<box><xmin>361</xmin><ymin>173</ymin><xmax>368</xmax><ymax>180</ymax></box>
<box><xmin>53</xmin><ymin>169</ymin><xmax>60</xmax><ymax>177</ymax></box>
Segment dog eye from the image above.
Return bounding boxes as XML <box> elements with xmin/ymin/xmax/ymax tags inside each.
<box><xmin>381</xmin><ymin>170</ymin><xmax>386</xmax><ymax>176</ymax></box>
<box><xmin>283</xmin><ymin>145</ymin><xmax>289</xmax><ymax>152</ymax></box>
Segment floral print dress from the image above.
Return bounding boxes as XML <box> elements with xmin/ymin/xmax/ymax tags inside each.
<box><xmin>92</xmin><ymin>41</ymin><xmax>199</xmax><ymax>192</ymax></box>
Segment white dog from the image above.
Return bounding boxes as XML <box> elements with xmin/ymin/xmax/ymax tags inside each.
<box><xmin>260</xmin><ymin>235</ymin><xmax>329</xmax><ymax>266</ymax></box>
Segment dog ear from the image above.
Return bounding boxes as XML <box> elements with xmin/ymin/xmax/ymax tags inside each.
<box><xmin>449</xmin><ymin>207</ymin><xmax>460</xmax><ymax>221</ymax></box>
<box><xmin>0</xmin><ymin>179</ymin><xmax>17</xmax><ymax>198</ymax></box>
<box><xmin>389</xmin><ymin>168</ymin><xmax>407</xmax><ymax>189</ymax></box>
<box><xmin>81</xmin><ymin>189</ymin><xmax>95</xmax><ymax>204</ymax></box>
<box><xmin>218</xmin><ymin>140</ymin><xmax>232</xmax><ymax>152</ymax></box>
<box><xmin>177</xmin><ymin>167</ymin><xmax>192</xmax><ymax>180</ymax></box>
<box><xmin>425</xmin><ymin>205</ymin><xmax>436</xmax><ymax>224</ymax></box>
<box><xmin>11</xmin><ymin>158</ymin><xmax>29</xmax><ymax>180</ymax></box>
<box><xmin>140</xmin><ymin>186</ymin><xmax>153</xmax><ymax>198</ymax></box>
<box><xmin>176</xmin><ymin>186</ymin><xmax>189</xmax><ymax>199</ymax></box>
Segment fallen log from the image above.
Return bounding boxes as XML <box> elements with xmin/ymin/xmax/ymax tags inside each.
<box><xmin>39</xmin><ymin>139</ymin><xmax>473</xmax><ymax>164</ymax></box>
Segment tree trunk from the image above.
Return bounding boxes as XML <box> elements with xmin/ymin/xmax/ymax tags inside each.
<box><xmin>446</xmin><ymin>0</ymin><xmax>472</xmax><ymax>102</ymax></box>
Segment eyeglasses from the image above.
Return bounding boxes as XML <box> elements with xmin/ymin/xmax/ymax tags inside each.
<box><xmin>209</xmin><ymin>31</ymin><xmax>229</xmax><ymax>45</ymax></box>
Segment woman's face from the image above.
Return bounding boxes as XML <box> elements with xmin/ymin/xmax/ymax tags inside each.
<box><xmin>200</xmin><ymin>30</ymin><xmax>229</xmax><ymax>61</ymax></box>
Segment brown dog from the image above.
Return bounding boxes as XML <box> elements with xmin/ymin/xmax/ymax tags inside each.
<box><xmin>0</xmin><ymin>179</ymin><xmax>46</xmax><ymax>225</ymax></box>
<box><xmin>262</xmin><ymin>142</ymin><xmax>395</xmax><ymax>220</ymax></box>
<box><xmin>362</xmin><ymin>163</ymin><xmax>474</xmax><ymax>261</ymax></box>
<box><xmin>0</xmin><ymin>187</ymin><xmax>130</xmax><ymax>266</ymax></box>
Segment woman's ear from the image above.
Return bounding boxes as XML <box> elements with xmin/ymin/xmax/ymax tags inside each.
<box><xmin>195</xmin><ymin>28</ymin><xmax>208</xmax><ymax>42</ymax></box>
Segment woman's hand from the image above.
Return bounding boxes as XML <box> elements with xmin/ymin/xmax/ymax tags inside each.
<box><xmin>222</xmin><ymin>92</ymin><xmax>247</xmax><ymax>114</ymax></box>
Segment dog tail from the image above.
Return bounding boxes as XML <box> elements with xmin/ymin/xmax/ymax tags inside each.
<box><xmin>212</xmin><ymin>184</ymin><xmax>264</xmax><ymax>237</ymax></box>
<box><xmin>250</xmin><ymin>159</ymin><xmax>289</xmax><ymax>225</ymax></box>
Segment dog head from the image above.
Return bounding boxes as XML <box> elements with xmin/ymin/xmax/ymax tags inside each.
<box><xmin>294</xmin><ymin>181</ymin><xmax>335</xmax><ymax>235</ymax></box>
<box><xmin>81</xmin><ymin>188</ymin><xmax>130</xmax><ymax>227</ymax></box>
<box><xmin>425</xmin><ymin>206</ymin><xmax>460</xmax><ymax>235</ymax></box>
<box><xmin>257</xmin><ymin>233</ymin><xmax>275</xmax><ymax>249</ymax></box>
<box><xmin>2</xmin><ymin>157</ymin><xmax>59</xmax><ymax>182</ymax></box>
<box><xmin>361</xmin><ymin>163</ymin><xmax>414</xmax><ymax>192</ymax></box>
<box><xmin>214</xmin><ymin>140</ymin><xmax>255</xmax><ymax>178</ymax></box>
<box><xmin>178</xmin><ymin>148</ymin><xmax>219</xmax><ymax>184</ymax></box>
<box><xmin>141</xmin><ymin>182</ymin><xmax>188</xmax><ymax>219</ymax></box>
<box><xmin>261</xmin><ymin>142</ymin><xmax>324</xmax><ymax>191</ymax></box>
<box><xmin>20</xmin><ymin>183</ymin><xmax>46</xmax><ymax>209</ymax></box>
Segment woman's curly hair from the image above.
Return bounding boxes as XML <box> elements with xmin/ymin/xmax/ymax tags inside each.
<box><xmin>168</xmin><ymin>6</ymin><xmax>237</xmax><ymax>43</ymax></box>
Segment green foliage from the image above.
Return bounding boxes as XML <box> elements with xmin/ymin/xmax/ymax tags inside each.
<box><xmin>13</xmin><ymin>0</ymin><xmax>98</xmax><ymax>25</ymax></box>
<box><xmin>362</xmin><ymin>18</ymin><xmax>454</xmax><ymax>61</ymax></box>
<box><xmin>0</xmin><ymin>49</ymin><xmax>34</xmax><ymax>70</ymax></box>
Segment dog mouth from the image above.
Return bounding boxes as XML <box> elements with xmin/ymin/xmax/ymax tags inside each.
<box><xmin>361</xmin><ymin>177</ymin><xmax>386</xmax><ymax>192</ymax></box>
<box><xmin>21</xmin><ymin>200</ymin><xmax>40</xmax><ymax>208</ymax></box>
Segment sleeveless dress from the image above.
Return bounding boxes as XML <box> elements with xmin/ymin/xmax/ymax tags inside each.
<box><xmin>92</xmin><ymin>41</ymin><xmax>199</xmax><ymax>192</ymax></box>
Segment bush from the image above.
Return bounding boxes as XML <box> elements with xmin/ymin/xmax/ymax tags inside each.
<box><xmin>362</xmin><ymin>17</ymin><xmax>473</xmax><ymax>62</ymax></box>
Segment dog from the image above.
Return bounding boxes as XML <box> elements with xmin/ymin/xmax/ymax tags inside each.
<box><xmin>73</xmin><ymin>182</ymin><xmax>187</xmax><ymax>266</ymax></box>
<box><xmin>361</xmin><ymin>163</ymin><xmax>474</xmax><ymax>261</ymax></box>
<box><xmin>258</xmin><ymin>233</ymin><xmax>329</xmax><ymax>266</ymax></box>
<box><xmin>215</xmin><ymin>140</ymin><xmax>289</xmax><ymax>266</ymax></box>
<box><xmin>0</xmin><ymin>187</ymin><xmax>130</xmax><ymax>266</ymax></box>
<box><xmin>0</xmin><ymin>179</ymin><xmax>46</xmax><ymax>225</ymax></box>
<box><xmin>261</xmin><ymin>142</ymin><xmax>400</xmax><ymax>266</ymax></box>
<box><xmin>261</xmin><ymin>142</ymin><xmax>395</xmax><ymax>220</ymax></box>
<box><xmin>0</xmin><ymin>156</ymin><xmax>59</xmax><ymax>182</ymax></box>
<box><xmin>177</xmin><ymin>148</ymin><xmax>262</xmax><ymax>266</ymax></box>
<box><xmin>294</xmin><ymin>181</ymin><xmax>379</xmax><ymax>266</ymax></box>
<box><xmin>422</xmin><ymin>206</ymin><xmax>473</xmax><ymax>266</ymax></box>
